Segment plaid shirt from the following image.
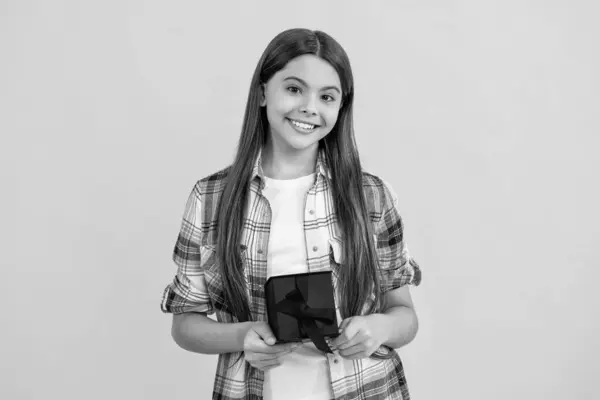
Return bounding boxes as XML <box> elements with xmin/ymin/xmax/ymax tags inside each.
<box><xmin>161</xmin><ymin>148</ymin><xmax>422</xmax><ymax>400</ymax></box>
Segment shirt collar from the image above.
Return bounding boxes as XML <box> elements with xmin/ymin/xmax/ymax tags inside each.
<box><xmin>250</xmin><ymin>146</ymin><xmax>332</xmax><ymax>188</ymax></box>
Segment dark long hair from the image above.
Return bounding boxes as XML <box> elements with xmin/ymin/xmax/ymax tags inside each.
<box><xmin>216</xmin><ymin>28</ymin><xmax>382</xmax><ymax>326</ymax></box>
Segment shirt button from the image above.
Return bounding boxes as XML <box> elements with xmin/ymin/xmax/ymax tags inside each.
<box><xmin>257</xmin><ymin>249</ymin><xmax>263</xmax><ymax>254</ymax></box>
<box><xmin>309</xmin><ymin>209</ymin><xmax>315</xmax><ymax>215</ymax></box>
<box><xmin>312</xmin><ymin>246</ymin><xmax>318</xmax><ymax>252</ymax></box>
<box><xmin>333</xmin><ymin>358</ymin><xmax>339</xmax><ymax>364</ymax></box>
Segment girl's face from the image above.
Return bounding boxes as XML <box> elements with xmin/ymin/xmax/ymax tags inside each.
<box><xmin>261</xmin><ymin>54</ymin><xmax>342</xmax><ymax>155</ymax></box>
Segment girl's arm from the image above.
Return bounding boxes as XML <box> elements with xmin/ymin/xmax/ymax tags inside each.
<box><xmin>375</xmin><ymin>285</ymin><xmax>419</xmax><ymax>349</ymax></box>
<box><xmin>171</xmin><ymin>313</ymin><xmax>255</xmax><ymax>354</ymax></box>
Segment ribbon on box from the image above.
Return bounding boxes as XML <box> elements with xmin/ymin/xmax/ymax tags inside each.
<box><xmin>274</xmin><ymin>276</ymin><xmax>336</xmax><ymax>353</ymax></box>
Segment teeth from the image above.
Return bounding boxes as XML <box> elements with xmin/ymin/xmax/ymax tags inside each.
<box><xmin>291</xmin><ymin>120</ymin><xmax>315</xmax><ymax>130</ymax></box>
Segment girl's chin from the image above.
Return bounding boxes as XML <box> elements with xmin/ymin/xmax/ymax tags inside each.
<box><xmin>277</xmin><ymin>137</ymin><xmax>321</xmax><ymax>153</ymax></box>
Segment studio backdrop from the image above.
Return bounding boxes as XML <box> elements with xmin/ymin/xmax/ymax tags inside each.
<box><xmin>2</xmin><ymin>1</ymin><xmax>599</xmax><ymax>399</ymax></box>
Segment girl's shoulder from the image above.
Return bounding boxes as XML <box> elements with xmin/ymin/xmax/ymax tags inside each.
<box><xmin>193</xmin><ymin>165</ymin><xmax>233</xmax><ymax>196</ymax></box>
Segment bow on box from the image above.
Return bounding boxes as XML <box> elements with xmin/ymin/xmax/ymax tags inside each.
<box><xmin>265</xmin><ymin>271</ymin><xmax>339</xmax><ymax>353</ymax></box>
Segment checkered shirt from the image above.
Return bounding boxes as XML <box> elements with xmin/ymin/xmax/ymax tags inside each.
<box><xmin>161</xmin><ymin>148</ymin><xmax>422</xmax><ymax>399</ymax></box>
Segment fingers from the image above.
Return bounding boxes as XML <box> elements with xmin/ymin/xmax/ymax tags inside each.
<box><xmin>244</xmin><ymin>322</ymin><xmax>307</xmax><ymax>371</ymax></box>
<box><xmin>244</xmin><ymin>344</ymin><xmax>297</xmax><ymax>364</ymax></box>
<box><xmin>332</xmin><ymin>317</ymin><xmax>359</xmax><ymax>349</ymax></box>
<box><xmin>335</xmin><ymin>331</ymin><xmax>366</xmax><ymax>351</ymax></box>
<box><xmin>244</xmin><ymin>341</ymin><xmax>300</xmax><ymax>371</ymax></box>
<box><xmin>338</xmin><ymin>345</ymin><xmax>370</xmax><ymax>360</ymax></box>
<box><xmin>331</xmin><ymin>316</ymin><xmax>380</xmax><ymax>360</ymax></box>
<box><xmin>339</xmin><ymin>318</ymin><xmax>352</xmax><ymax>332</ymax></box>
<box><xmin>252</xmin><ymin>322</ymin><xmax>277</xmax><ymax>345</ymax></box>
<box><xmin>260</xmin><ymin>361</ymin><xmax>282</xmax><ymax>370</ymax></box>
<box><xmin>251</xmin><ymin>341</ymin><xmax>299</xmax><ymax>354</ymax></box>
<box><xmin>337</xmin><ymin>337</ymin><xmax>379</xmax><ymax>359</ymax></box>
<box><xmin>245</xmin><ymin>354</ymin><xmax>282</xmax><ymax>371</ymax></box>
<box><xmin>245</xmin><ymin>323</ymin><xmax>299</xmax><ymax>354</ymax></box>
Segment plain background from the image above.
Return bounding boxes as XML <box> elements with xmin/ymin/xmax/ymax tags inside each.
<box><xmin>2</xmin><ymin>1</ymin><xmax>599</xmax><ymax>399</ymax></box>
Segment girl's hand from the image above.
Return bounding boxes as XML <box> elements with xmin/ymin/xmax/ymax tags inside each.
<box><xmin>331</xmin><ymin>315</ymin><xmax>387</xmax><ymax>359</ymax></box>
<box><xmin>243</xmin><ymin>322</ymin><xmax>299</xmax><ymax>371</ymax></box>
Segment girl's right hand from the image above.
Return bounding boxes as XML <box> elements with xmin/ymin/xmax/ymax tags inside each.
<box><xmin>243</xmin><ymin>322</ymin><xmax>299</xmax><ymax>371</ymax></box>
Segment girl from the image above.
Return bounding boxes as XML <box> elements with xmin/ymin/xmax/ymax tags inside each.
<box><xmin>161</xmin><ymin>28</ymin><xmax>422</xmax><ymax>400</ymax></box>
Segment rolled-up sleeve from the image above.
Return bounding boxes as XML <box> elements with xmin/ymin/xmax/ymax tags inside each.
<box><xmin>375</xmin><ymin>179</ymin><xmax>422</xmax><ymax>293</ymax></box>
<box><xmin>161</xmin><ymin>184</ymin><xmax>214</xmax><ymax>315</ymax></box>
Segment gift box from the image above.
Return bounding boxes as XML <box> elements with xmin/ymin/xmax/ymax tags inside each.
<box><xmin>265</xmin><ymin>271</ymin><xmax>339</xmax><ymax>353</ymax></box>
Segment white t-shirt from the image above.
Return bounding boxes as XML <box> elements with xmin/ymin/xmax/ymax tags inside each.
<box><xmin>261</xmin><ymin>173</ymin><xmax>333</xmax><ymax>400</ymax></box>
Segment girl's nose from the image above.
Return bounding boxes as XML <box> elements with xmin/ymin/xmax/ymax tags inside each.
<box><xmin>299</xmin><ymin>96</ymin><xmax>318</xmax><ymax>115</ymax></box>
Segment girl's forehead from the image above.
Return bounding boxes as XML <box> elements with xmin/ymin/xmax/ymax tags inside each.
<box><xmin>274</xmin><ymin>55</ymin><xmax>341</xmax><ymax>88</ymax></box>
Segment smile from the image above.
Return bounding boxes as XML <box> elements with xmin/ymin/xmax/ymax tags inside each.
<box><xmin>287</xmin><ymin>118</ymin><xmax>319</xmax><ymax>132</ymax></box>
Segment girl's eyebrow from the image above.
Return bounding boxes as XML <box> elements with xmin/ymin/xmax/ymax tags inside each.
<box><xmin>283</xmin><ymin>76</ymin><xmax>341</xmax><ymax>94</ymax></box>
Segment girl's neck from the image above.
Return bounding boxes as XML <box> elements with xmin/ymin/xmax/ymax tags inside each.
<box><xmin>261</xmin><ymin>141</ymin><xmax>318</xmax><ymax>180</ymax></box>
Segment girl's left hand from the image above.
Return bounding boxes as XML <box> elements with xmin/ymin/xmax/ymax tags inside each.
<box><xmin>331</xmin><ymin>314</ymin><xmax>387</xmax><ymax>359</ymax></box>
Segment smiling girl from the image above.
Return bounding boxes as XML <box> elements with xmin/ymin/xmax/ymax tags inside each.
<box><xmin>161</xmin><ymin>28</ymin><xmax>422</xmax><ymax>400</ymax></box>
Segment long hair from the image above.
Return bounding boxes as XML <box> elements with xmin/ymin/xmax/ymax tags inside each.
<box><xmin>216</xmin><ymin>28</ymin><xmax>382</xmax><ymax>328</ymax></box>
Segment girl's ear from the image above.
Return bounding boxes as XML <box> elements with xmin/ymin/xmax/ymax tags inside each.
<box><xmin>260</xmin><ymin>83</ymin><xmax>267</xmax><ymax>107</ymax></box>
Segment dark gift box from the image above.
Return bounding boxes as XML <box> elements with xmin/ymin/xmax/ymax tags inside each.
<box><xmin>265</xmin><ymin>271</ymin><xmax>339</xmax><ymax>353</ymax></box>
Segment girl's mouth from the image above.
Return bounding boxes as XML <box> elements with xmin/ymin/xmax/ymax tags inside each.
<box><xmin>287</xmin><ymin>118</ymin><xmax>320</xmax><ymax>133</ymax></box>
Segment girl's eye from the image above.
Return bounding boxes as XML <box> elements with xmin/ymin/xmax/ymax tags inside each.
<box><xmin>322</xmin><ymin>94</ymin><xmax>335</xmax><ymax>102</ymax></box>
<box><xmin>287</xmin><ymin>86</ymin><xmax>301</xmax><ymax>94</ymax></box>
